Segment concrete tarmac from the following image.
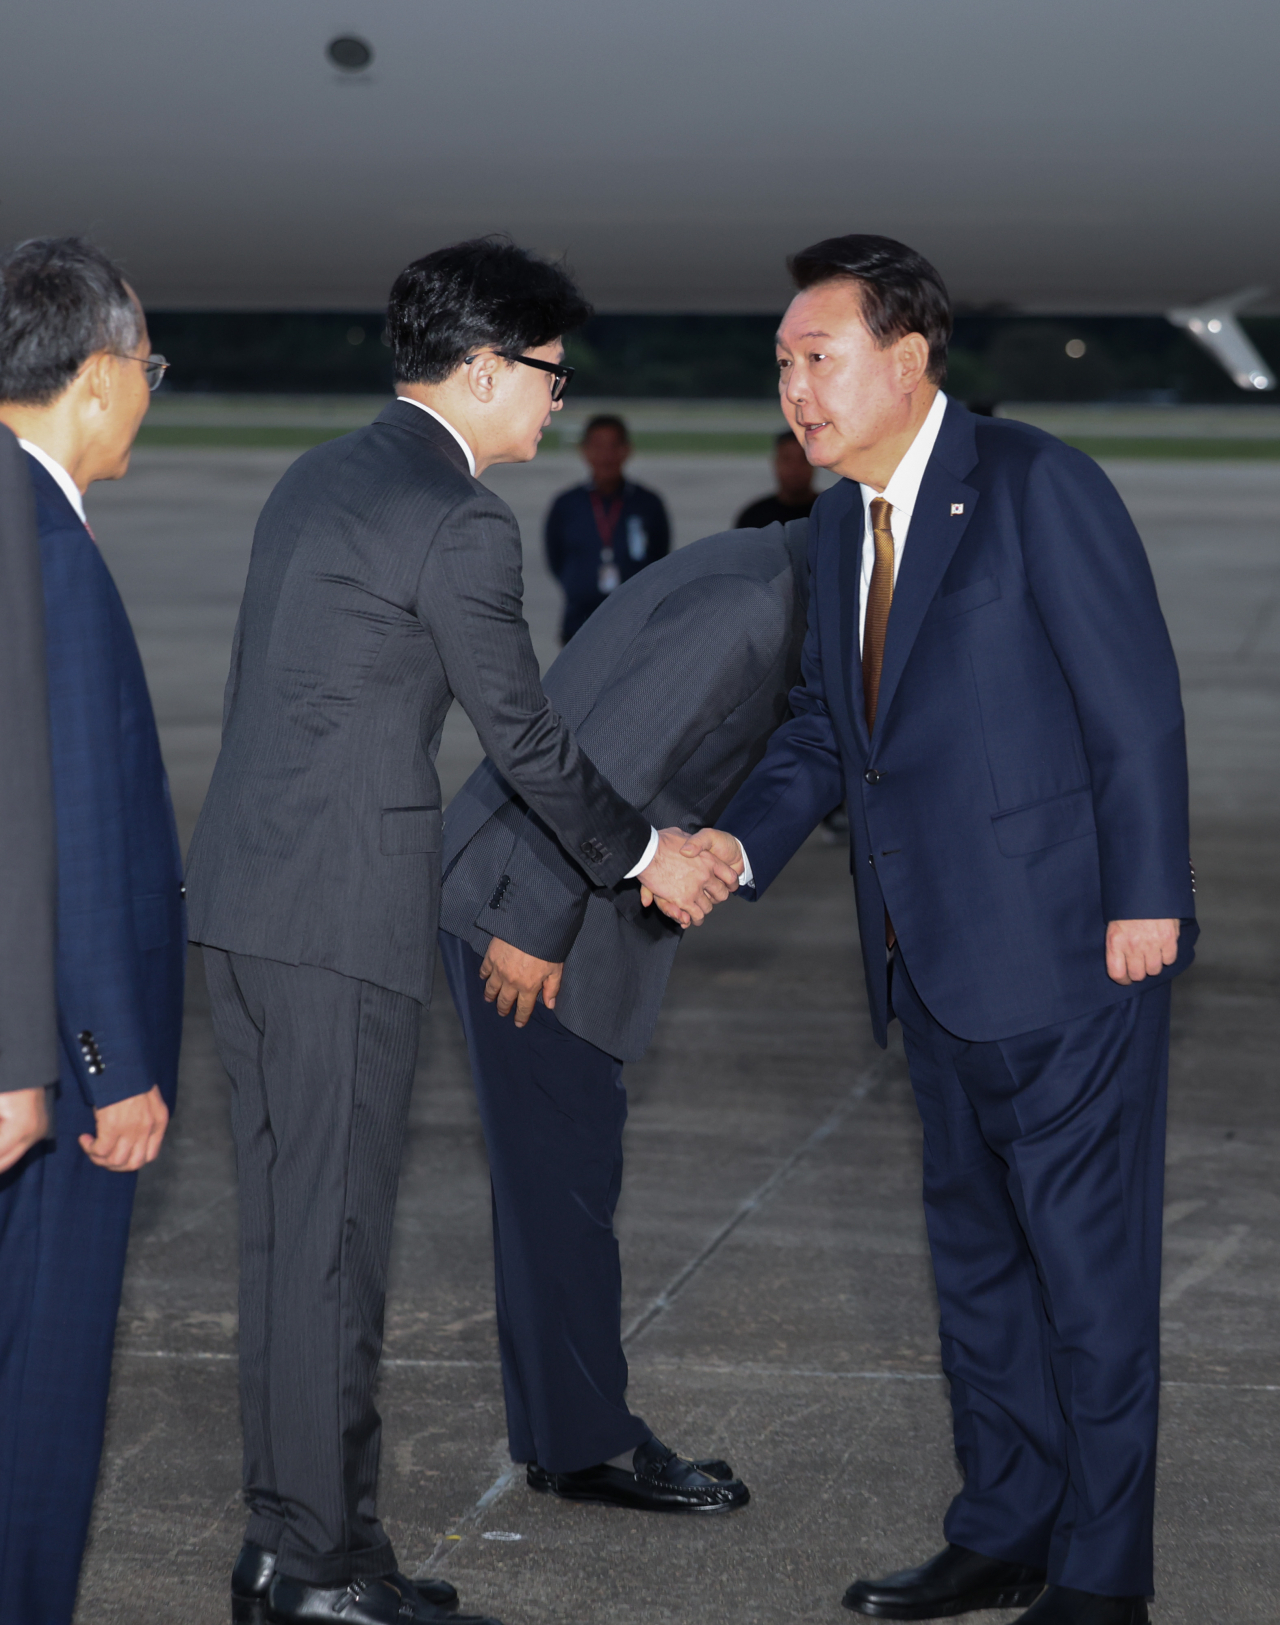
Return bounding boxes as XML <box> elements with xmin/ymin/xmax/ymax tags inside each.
<box><xmin>71</xmin><ymin>443</ymin><xmax>1278</xmax><ymax>1624</ymax></box>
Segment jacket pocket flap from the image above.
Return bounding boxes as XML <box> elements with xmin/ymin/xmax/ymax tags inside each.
<box><xmin>928</xmin><ymin>575</ymin><xmax>1001</xmax><ymax>621</ymax></box>
<box><xmin>381</xmin><ymin>807</ymin><xmax>443</xmax><ymax>856</ymax></box>
<box><xmin>991</xmin><ymin>787</ymin><xmax>1095</xmax><ymax>857</ymax></box>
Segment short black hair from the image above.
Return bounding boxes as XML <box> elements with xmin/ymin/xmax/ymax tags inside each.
<box><xmin>787</xmin><ymin>234</ymin><xmax>951</xmax><ymax>385</ymax></box>
<box><xmin>0</xmin><ymin>236</ymin><xmax>142</xmax><ymax>406</ymax></box>
<box><xmin>387</xmin><ymin>236</ymin><xmax>592</xmax><ymax>386</ymax></box>
<box><xmin>582</xmin><ymin>413</ymin><xmax>629</xmax><ymax>443</ymax></box>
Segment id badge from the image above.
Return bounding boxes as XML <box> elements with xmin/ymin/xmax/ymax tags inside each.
<box><xmin>598</xmin><ymin>561</ymin><xmax>621</xmax><ymax>594</ymax></box>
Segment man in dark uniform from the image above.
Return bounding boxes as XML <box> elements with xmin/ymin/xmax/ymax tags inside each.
<box><xmin>544</xmin><ymin>414</ymin><xmax>670</xmax><ymax>641</ymax></box>
<box><xmin>734</xmin><ymin>428</ymin><xmax>817</xmax><ymax>528</ymax></box>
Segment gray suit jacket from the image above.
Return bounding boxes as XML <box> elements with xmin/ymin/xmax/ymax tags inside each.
<box><xmin>441</xmin><ymin>520</ymin><xmax>809</xmax><ymax>1060</ymax></box>
<box><xmin>185</xmin><ymin>402</ymin><xmax>652</xmax><ymax>1004</ymax></box>
<box><xmin>0</xmin><ymin>425</ymin><xmax>58</xmax><ymax>1093</ymax></box>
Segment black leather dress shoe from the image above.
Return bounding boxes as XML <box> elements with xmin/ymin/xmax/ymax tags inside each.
<box><xmin>1013</xmin><ymin>1587</ymin><xmax>1148</xmax><ymax>1624</ymax></box>
<box><xmin>842</xmin><ymin>1543</ymin><xmax>1046</xmax><ymax>1619</ymax></box>
<box><xmin>266</xmin><ymin>1572</ymin><xmax>494</xmax><ymax>1625</ymax></box>
<box><xmin>235</xmin><ymin>1546</ymin><xmax>458</xmax><ymax>1623</ymax></box>
<box><xmin>527</xmin><ymin>1435</ymin><xmax>749</xmax><ymax>1513</ymax></box>
<box><xmin>233</xmin><ymin>1542</ymin><xmax>278</xmax><ymax>1624</ymax></box>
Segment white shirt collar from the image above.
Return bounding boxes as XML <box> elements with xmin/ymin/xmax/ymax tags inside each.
<box><xmin>859</xmin><ymin>389</ymin><xmax>949</xmax><ymax>521</ymax></box>
<box><xmin>395</xmin><ymin>397</ymin><xmax>477</xmax><ymax>477</ymax></box>
<box><xmin>18</xmin><ymin>439</ymin><xmax>88</xmax><ymax>524</ymax></box>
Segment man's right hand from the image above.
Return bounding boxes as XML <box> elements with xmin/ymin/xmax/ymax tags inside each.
<box><xmin>638</xmin><ymin>827</ymin><xmax>743</xmax><ymax>927</ymax></box>
<box><xmin>0</xmin><ymin>1087</ymin><xmax>49</xmax><ymax>1174</ymax></box>
<box><xmin>481</xmin><ymin>936</ymin><xmax>565</xmax><ymax>1028</ymax></box>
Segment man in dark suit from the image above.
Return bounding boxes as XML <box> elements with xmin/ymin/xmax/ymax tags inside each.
<box><xmin>440</xmin><ymin>518</ymin><xmax>808</xmax><ymax>1510</ymax></box>
<box><xmin>698</xmin><ymin>237</ymin><xmax>1194</xmax><ymax>1625</ymax></box>
<box><xmin>0</xmin><ymin>237</ymin><xmax>185</xmax><ymax>1625</ymax></box>
<box><xmin>0</xmin><ymin>422</ymin><xmax>58</xmax><ymax>1176</ymax></box>
<box><xmin>185</xmin><ymin>239</ymin><xmax>741</xmax><ymax>1625</ymax></box>
<box><xmin>734</xmin><ymin>428</ymin><xmax>818</xmax><ymax>529</ymax></box>
<box><xmin>544</xmin><ymin>413</ymin><xmax>671</xmax><ymax>643</ymax></box>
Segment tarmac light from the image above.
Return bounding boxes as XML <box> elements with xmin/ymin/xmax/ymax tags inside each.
<box><xmin>1167</xmin><ymin>287</ymin><xmax>1275</xmax><ymax>390</ymax></box>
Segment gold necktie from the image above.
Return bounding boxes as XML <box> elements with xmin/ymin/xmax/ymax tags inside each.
<box><xmin>862</xmin><ymin>497</ymin><xmax>894</xmax><ymax>732</ymax></box>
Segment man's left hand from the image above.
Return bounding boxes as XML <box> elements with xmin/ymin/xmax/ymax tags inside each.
<box><xmin>481</xmin><ymin>936</ymin><xmax>564</xmax><ymax>1028</ymax></box>
<box><xmin>1106</xmin><ymin>918</ymin><xmax>1180</xmax><ymax>986</ymax></box>
<box><xmin>79</xmin><ymin>1085</ymin><xmax>169</xmax><ymax>1172</ymax></box>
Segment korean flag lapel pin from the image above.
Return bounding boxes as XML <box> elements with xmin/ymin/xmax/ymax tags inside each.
<box><xmin>950</xmin><ymin>502</ymin><xmax>965</xmax><ymax>516</ymax></box>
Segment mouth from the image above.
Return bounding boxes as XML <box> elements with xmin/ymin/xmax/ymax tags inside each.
<box><xmin>798</xmin><ymin>419</ymin><xmax>830</xmax><ymax>433</ymax></box>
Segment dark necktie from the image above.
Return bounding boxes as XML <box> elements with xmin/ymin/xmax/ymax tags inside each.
<box><xmin>863</xmin><ymin>497</ymin><xmax>897</xmax><ymax>949</ymax></box>
<box><xmin>862</xmin><ymin>497</ymin><xmax>894</xmax><ymax>731</ymax></box>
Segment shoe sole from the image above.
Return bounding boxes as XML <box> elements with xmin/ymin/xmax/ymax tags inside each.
<box><xmin>529</xmin><ymin>1476</ymin><xmax>750</xmax><ymax>1514</ymax></box>
<box><xmin>842</xmin><ymin>1585</ymin><xmax>1045</xmax><ymax>1619</ymax></box>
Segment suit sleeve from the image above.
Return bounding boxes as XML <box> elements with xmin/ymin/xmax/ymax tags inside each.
<box><xmin>415</xmin><ymin>487</ymin><xmax>652</xmax><ymax>889</ymax></box>
<box><xmin>484</xmin><ymin>574</ymin><xmax>788</xmax><ymax>960</ymax></box>
<box><xmin>1021</xmin><ymin>443</ymin><xmax>1194</xmax><ymax>921</ymax></box>
<box><xmin>42</xmin><ymin>529</ymin><xmax>163</xmax><ymax>1108</ymax></box>
<box><xmin>0</xmin><ymin>433</ymin><xmax>58</xmax><ymax>1093</ymax></box>
<box><xmin>717</xmin><ymin>530</ymin><xmax>847</xmax><ymax>896</ymax></box>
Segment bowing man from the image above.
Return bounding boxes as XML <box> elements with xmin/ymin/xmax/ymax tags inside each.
<box><xmin>0</xmin><ymin>237</ymin><xmax>184</xmax><ymax>1625</ymax></box>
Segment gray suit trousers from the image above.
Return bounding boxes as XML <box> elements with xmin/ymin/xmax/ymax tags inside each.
<box><xmin>203</xmin><ymin>949</ymin><xmax>420</xmax><ymax>1585</ymax></box>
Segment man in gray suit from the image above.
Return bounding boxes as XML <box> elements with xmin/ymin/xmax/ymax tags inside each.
<box><xmin>0</xmin><ymin>421</ymin><xmax>57</xmax><ymax>1168</ymax></box>
<box><xmin>186</xmin><ymin>239</ymin><xmax>741</xmax><ymax>1625</ymax></box>
<box><xmin>439</xmin><ymin>518</ymin><xmax>811</xmax><ymax>1513</ymax></box>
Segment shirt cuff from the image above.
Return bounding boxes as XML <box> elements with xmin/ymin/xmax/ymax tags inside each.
<box><xmin>623</xmin><ymin>826</ymin><xmax>661</xmax><ymax>881</ymax></box>
<box><xmin>735</xmin><ymin>839</ymin><xmax>755</xmax><ymax>889</ymax></box>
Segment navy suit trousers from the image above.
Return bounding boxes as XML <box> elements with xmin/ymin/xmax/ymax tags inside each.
<box><xmin>439</xmin><ymin>932</ymin><xmax>652</xmax><ymax>1473</ymax></box>
<box><xmin>0</xmin><ymin>1049</ymin><xmax>137</xmax><ymax>1625</ymax></box>
<box><xmin>891</xmin><ymin>952</ymin><xmax>1169</xmax><ymax>1597</ymax></box>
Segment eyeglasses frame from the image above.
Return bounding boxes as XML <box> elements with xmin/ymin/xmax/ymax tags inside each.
<box><xmin>465</xmin><ymin>349</ymin><xmax>575</xmax><ymax>401</ymax></box>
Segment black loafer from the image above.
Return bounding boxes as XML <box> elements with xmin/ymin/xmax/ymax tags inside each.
<box><xmin>266</xmin><ymin>1572</ymin><xmax>493</xmax><ymax>1624</ymax></box>
<box><xmin>235</xmin><ymin>1547</ymin><xmax>458</xmax><ymax>1622</ymax></box>
<box><xmin>1013</xmin><ymin>1587</ymin><xmax>1148</xmax><ymax>1624</ymax></box>
<box><xmin>527</xmin><ymin>1435</ymin><xmax>749</xmax><ymax>1513</ymax></box>
<box><xmin>843</xmin><ymin>1543</ymin><xmax>1046</xmax><ymax>1618</ymax></box>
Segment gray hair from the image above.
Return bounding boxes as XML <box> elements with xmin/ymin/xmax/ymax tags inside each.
<box><xmin>0</xmin><ymin>236</ymin><xmax>142</xmax><ymax>406</ymax></box>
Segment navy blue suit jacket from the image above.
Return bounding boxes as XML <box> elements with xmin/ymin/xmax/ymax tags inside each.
<box><xmin>28</xmin><ymin>456</ymin><xmax>185</xmax><ymax>1110</ymax></box>
<box><xmin>719</xmin><ymin>401</ymin><xmax>1197</xmax><ymax>1046</ymax></box>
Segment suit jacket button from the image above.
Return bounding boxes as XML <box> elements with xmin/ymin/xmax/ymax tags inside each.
<box><xmin>864</xmin><ymin>769</ymin><xmax>881</xmax><ymax>784</ymax></box>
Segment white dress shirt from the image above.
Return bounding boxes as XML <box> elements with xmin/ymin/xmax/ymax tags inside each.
<box><xmin>737</xmin><ymin>390</ymin><xmax>950</xmax><ymax>889</ymax></box>
<box><xmin>393</xmin><ymin>396</ymin><xmax>659</xmax><ymax>881</ymax></box>
<box><xmin>18</xmin><ymin>439</ymin><xmax>87</xmax><ymax>525</ymax></box>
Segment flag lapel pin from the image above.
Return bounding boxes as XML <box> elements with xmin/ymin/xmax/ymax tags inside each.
<box><xmin>950</xmin><ymin>503</ymin><xmax>965</xmax><ymax>515</ymax></box>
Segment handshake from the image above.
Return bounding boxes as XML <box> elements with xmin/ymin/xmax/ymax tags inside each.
<box><xmin>638</xmin><ymin>826</ymin><xmax>744</xmax><ymax>929</ymax></box>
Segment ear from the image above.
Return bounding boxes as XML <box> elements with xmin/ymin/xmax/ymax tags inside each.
<box><xmin>81</xmin><ymin>350</ymin><xmax>116</xmax><ymax>413</ymax></box>
<box><xmin>896</xmin><ymin>332</ymin><xmax>932</xmax><ymax>393</ymax></box>
<box><xmin>464</xmin><ymin>351</ymin><xmax>501</xmax><ymax>404</ymax></box>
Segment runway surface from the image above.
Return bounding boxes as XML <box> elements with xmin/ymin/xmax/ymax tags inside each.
<box><xmin>72</xmin><ymin>440</ymin><xmax>1279</xmax><ymax>1624</ymax></box>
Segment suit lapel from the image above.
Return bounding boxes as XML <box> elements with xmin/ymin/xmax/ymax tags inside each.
<box><xmin>871</xmin><ymin>404</ymin><xmax>979</xmax><ymax>750</ymax></box>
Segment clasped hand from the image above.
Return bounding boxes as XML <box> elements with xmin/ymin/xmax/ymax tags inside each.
<box><xmin>638</xmin><ymin>827</ymin><xmax>743</xmax><ymax>928</ymax></box>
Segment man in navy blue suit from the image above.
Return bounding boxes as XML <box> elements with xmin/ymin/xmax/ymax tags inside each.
<box><xmin>0</xmin><ymin>237</ymin><xmax>185</xmax><ymax>1625</ymax></box>
<box><xmin>684</xmin><ymin>237</ymin><xmax>1195</xmax><ymax>1625</ymax></box>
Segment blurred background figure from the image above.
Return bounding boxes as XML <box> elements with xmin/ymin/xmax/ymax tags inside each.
<box><xmin>0</xmin><ymin>236</ymin><xmax>184</xmax><ymax>1625</ymax></box>
<box><xmin>545</xmin><ymin>413</ymin><xmax>669</xmax><ymax>643</ymax></box>
<box><xmin>734</xmin><ymin>428</ymin><xmax>817</xmax><ymax>528</ymax></box>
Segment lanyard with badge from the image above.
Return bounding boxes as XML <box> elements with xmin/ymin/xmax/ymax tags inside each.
<box><xmin>591</xmin><ymin>489</ymin><xmax>625</xmax><ymax>594</ymax></box>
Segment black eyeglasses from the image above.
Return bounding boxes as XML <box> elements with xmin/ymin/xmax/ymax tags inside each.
<box><xmin>466</xmin><ymin>350</ymin><xmax>574</xmax><ymax>401</ymax></box>
<box><xmin>115</xmin><ymin>353</ymin><xmax>169</xmax><ymax>391</ymax></box>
